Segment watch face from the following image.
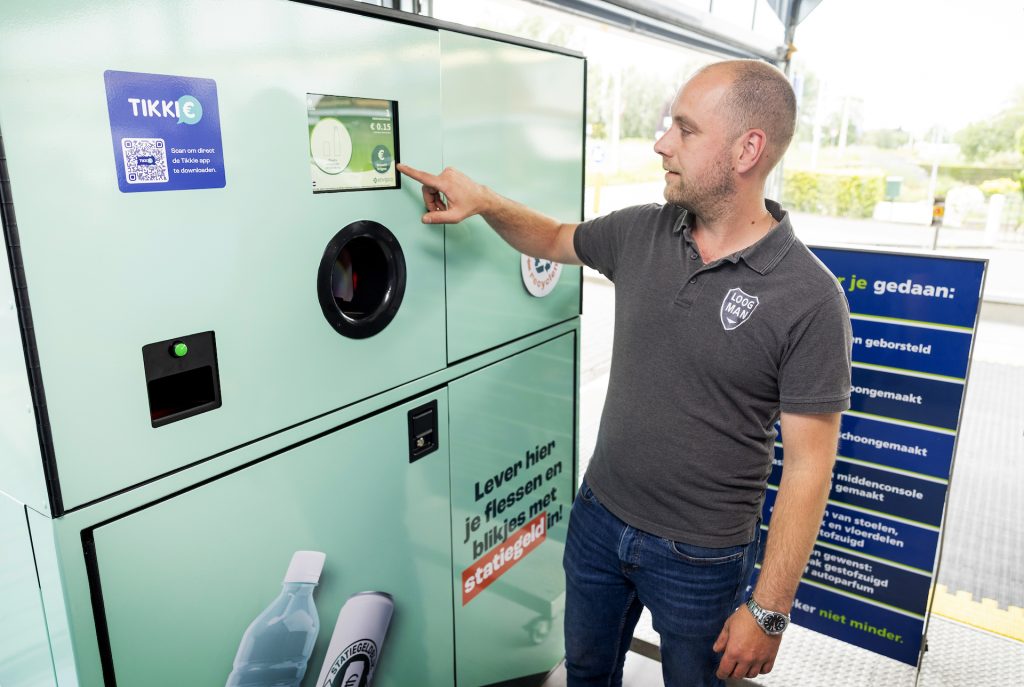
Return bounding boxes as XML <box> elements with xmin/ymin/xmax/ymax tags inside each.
<box><xmin>763</xmin><ymin>613</ymin><xmax>788</xmax><ymax>633</ymax></box>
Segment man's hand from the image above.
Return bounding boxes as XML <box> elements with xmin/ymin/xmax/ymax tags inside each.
<box><xmin>713</xmin><ymin>605</ymin><xmax>782</xmax><ymax>679</ymax></box>
<box><xmin>397</xmin><ymin>162</ymin><xmax>582</xmax><ymax>264</ymax></box>
<box><xmin>397</xmin><ymin>163</ymin><xmax>491</xmax><ymax>225</ymax></box>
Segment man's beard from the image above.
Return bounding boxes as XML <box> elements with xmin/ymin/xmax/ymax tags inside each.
<box><xmin>664</xmin><ymin>155</ymin><xmax>735</xmax><ymax>222</ymax></box>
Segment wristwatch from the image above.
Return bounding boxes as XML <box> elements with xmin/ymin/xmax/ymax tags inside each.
<box><xmin>745</xmin><ymin>597</ymin><xmax>790</xmax><ymax>635</ymax></box>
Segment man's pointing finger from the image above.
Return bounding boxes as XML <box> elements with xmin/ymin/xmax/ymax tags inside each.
<box><xmin>396</xmin><ymin>162</ymin><xmax>440</xmax><ymax>187</ymax></box>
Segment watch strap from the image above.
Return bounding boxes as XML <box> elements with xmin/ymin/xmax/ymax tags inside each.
<box><xmin>745</xmin><ymin>597</ymin><xmax>790</xmax><ymax>635</ymax></box>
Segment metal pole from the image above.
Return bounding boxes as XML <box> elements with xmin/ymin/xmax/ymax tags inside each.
<box><xmin>929</xmin><ymin>130</ymin><xmax>942</xmax><ymax>250</ymax></box>
<box><xmin>768</xmin><ymin>0</ymin><xmax>802</xmax><ymax>204</ymax></box>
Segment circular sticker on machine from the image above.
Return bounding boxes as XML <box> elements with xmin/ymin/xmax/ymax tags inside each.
<box><xmin>521</xmin><ymin>255</ymin><xmax>562</xmax><ymax>297</ymax></box>
<box><xmin>371</xmin><ymin>145</ymin><xmax>393</xmax><ymax>173</ymax></box>
<box><xmin>310</xmin><ymin>118</ymin><xmax>353</xmax><ymax>175</ymax></box>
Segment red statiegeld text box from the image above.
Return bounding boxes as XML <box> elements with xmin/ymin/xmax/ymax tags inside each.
<box><xmin>462</xmin><ymin>512</ymin><xmax>547</xmax><ymax>605</ymax></box>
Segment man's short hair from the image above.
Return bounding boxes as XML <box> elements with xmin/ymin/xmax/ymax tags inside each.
<box><xmin>703</xmin><ymin>60</ymin><xmax>797</xmax><ymax>171</ymax></box>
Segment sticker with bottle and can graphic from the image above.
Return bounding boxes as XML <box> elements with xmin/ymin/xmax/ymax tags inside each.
<box><xmin>225</xmin><ymin>551</ymin><xmax>393</xmax><ymax>687</ymax></box>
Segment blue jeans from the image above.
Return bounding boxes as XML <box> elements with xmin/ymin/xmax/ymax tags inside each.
<box><xmin>563</xmin><ymin>480</ymin><xmax>759</xmax><ymax>687</ymax></box>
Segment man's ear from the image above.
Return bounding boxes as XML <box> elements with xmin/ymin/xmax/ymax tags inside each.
<box><xmin>734</xmin><ymin>128</ymin><xmax>768</xmax><ymax>174</ymax></box>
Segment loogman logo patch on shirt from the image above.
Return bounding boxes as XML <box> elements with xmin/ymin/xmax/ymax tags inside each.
<box><xmin>720</xmin><ymin>288</ymin><xmax>760</xmax><ymax>330</ymax></box>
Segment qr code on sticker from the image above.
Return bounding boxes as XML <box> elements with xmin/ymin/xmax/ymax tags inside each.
<box><xmin>121</xmin><ymin>138</ymin><xmax>168</xmax><ymax>184</ymax></box>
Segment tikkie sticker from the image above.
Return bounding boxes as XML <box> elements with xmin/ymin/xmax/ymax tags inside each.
<box><xmin>103</xmin><ymin>70</ymin><xmax>226</xmax><ymax>193</ymax></box>
<box><xmin>720</xmin><ymin>287</ymin><xmax>759</xmax><ymax>330</ymax></box>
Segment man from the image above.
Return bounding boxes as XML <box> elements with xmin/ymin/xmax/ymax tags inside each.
<box><xmin>398</xmin><ymin>59</ymin><xmax>851</xmax><ymax>686</ymax></box>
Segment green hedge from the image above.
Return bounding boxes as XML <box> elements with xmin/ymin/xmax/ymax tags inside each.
<box><xmin>783</xmin><ymin>169</ymin><xmax>885</xmax><ymax>218</ymax></box>
<box><xmin>978</xmin><ymin>177</ymin><xmax>1021</xmax><ymax>197</ymax></box>
<box><xmin>920</xmin><ymin>165</ymin><xmax>1021</xmax><ymax>185</ymax></box>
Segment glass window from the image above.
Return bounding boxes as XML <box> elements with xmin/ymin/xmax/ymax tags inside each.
<box><xmin>710</xmin><ymin>0</ymin><xmax>756</xmax><ymax>31</ymax></box>
<box><xmin>433</xmin><ymin>0</ymin><xmax>718</xmax><ymax>217</ymax></box>
<box><xmin>752</xmin><ymin>0</ymin><xmax>785</xmax><ymax>41</ymax></box>
<box><xmin>784</xmin><ymin>4</ymin><xmax>1024</xmax><ymax>670</ymax></box>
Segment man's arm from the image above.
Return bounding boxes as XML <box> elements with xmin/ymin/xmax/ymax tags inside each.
<box><xmin>714</xmin><ymin>410</ymin><xmax>840</xmax><ymax>680</ymax></box>
<box><xmin>397</xmin><ymin>163</ymin><xmax>582</xmax><ymax>265</ymax></box>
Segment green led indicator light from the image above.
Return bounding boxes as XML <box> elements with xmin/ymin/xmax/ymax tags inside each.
<box><xmin>172</xmin><ymin>342</ymin><xmax>189</xmax><ymax>358</ymax></box>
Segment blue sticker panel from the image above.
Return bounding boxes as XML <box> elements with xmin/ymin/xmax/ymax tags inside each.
<box><xmin>756</xmin><ymin>540</ymin><xmax>932</xmax><ymax>616</ymax></box>
<box><xmin>762</xmin><ymin>490</ymin><xmax>939</xmax><ymax>571</ymax></box>
<box><xmin>837</xmin><ymin>414</ymin><xmax>955</xmax><ymax>479</ymax></box>
<box><xmin>851</xmin><ymin>318</ymin><xmax>973</xmax><ymax>379</ymax></box>
<box><xmin>778</xmin><ymin>416</ymin><xmax>956</xmax><ymax>479</ymax></box>
<box><xmin>802</xmin><ymin>546</ymin><xmax>932</xmax><ymax>616</ymax></box>
<box><xmin>770</xmin><ymin>453</ymin><xmax>948</xmax><ymax>527</ymax></box>
<box><xmin>104</xmin><ymin>70</ymin><xmax>226</xmax><ymax>193</ymax></box>
<box><xmin>747</xmin><ymin>568</ymin><xmax>924</xmax><ymax>666</ymax></box>
<box><xmin>851</xmin><ymin>366</ymin><xmax>965</xmax><ymax>430</ymax></box>
<box><xmin>810</xmin><ymin>248</ymin><xmax>984</xmax><ymax>329</ymax></box>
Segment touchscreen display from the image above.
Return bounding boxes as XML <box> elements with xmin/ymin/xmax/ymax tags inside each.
<box><xmin>308</xmin><ymin>94</ymin><xmax>398</xmax><ymax>192</ymax></box>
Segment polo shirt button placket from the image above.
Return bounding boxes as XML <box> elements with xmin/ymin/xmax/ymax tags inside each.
<box><xmin>689</xmin><ymin>277</ymin><xmax>697</xmax><ymax>284</ymax></box>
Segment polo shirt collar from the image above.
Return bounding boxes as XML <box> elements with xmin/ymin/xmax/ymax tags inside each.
<box><xmin>672</xmin><ymin>199</ymin><xmax>796</xmax><ymax>275</ymax></box>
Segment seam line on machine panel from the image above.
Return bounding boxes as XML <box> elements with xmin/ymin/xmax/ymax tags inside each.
<box><xmin>446</xmin><ymin>316</ymin><xmax>580</xmax><ymax>367</ymax></box>
<box><xmin>22</xmin><ymin>507</ymin><xmax>60</xmax><ymax>685</ymax></box>
<box><xmin>63</xmin><ymin>376</ymin><xmax>450</xmax><ymax>514</ymax></box>
<box><xmin>440</xmin><ymin>28</ymin><xmax>450</xmax><ymax>369</ymax></box>
<box><xmin>63</xmin><ymin>321</ymin><xmax>577</xmax><ymax>515</ymax></box>
<box><xmin>78</xmin><ymin>330</ymin><xmax>575</xmax><ymax>527</ymax></box>
<box><xmin>446</xmin><ymin>380</ymin><xmax>457</xmax><ymax>685</ymax></box>
<box><xmin>578</xmin><ymin>56</ymin><xmax>587</xmax><ymax>318</ymax></box>
<box><xmin>80</xmin><ymin>383</ymin><xmax>446</xmax><ymax>531</ymax></box>
<box><xmin>572</xmin><ymin>329</ymin><xmax>580</xmax><ymax>493</ymax></box>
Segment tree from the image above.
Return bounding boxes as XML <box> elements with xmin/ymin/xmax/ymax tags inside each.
<box><xmin>956</xmin><ymin>91</ymin><xmax>1024</xmax><ymax>163</ymax></box>
<box><xmin>861</xmin><ymin>128</ymin><xmax>911</xmax><ymax>149</ymax></box>
<box><xmin>619</xmin><ymin>67</ymin><xmax>676</xmax><ymax>139</ymax></box>
<box><xmin>956</xmin><ymin>116</ymin><xmax>1024</xmax><ymax>162</ymax></box>
<box><xmin>791</xmin><ymin>69</ymin><xmax>821</xmax><ymax>144</ymax></box>
<box><xmin>585</xmin><ymin>62</ymin><xmax>700</xmax><ymax>141</ymax></box>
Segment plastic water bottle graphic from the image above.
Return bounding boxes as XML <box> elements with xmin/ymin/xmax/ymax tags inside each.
<box><xmin>226</xmin><ymin>551</ymin><xmax>327</xmax><ymax>687</ymax></box>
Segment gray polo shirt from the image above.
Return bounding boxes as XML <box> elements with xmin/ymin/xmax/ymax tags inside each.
<box><xmin>574</xmin><ymin>200</ymin><xmax>852</xmax><ymax>547</ymax></box>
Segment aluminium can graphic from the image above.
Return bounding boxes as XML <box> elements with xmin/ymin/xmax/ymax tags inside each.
<box><xmin>315</xmin><ymin>591</ymin><xmax>394</xmax><ymax>687</ymax></box>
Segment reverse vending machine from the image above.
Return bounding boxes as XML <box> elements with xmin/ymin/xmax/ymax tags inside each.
<box><xmin>0</xmin><ymin>1</ymin><xmax>584</xmax><ymax>685</ymax></box>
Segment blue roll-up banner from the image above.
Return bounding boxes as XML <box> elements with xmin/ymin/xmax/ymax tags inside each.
<box><xmin>757</xmin><ymin>248</ymin><xmax>985</xmax><ymax>667</ymax></box>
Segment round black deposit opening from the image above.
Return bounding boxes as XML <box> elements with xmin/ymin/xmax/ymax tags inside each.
<box><xmin>317</xmin><ymin>220</ymin><xmax>406</xmax><ymax>339</ymax></box>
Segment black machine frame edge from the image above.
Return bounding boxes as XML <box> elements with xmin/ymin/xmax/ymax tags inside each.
<box><xmin>0</xmin><ymin>128</ymin><xmax>64</xmax><ymax>516</ymax></box>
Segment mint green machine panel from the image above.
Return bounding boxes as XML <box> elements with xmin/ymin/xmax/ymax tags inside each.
<box><xmin>449</xmin><ymin>334</ymin><xmax>576</xmax><ymax>686</ymax></box>
<box><xmin>89</xmin><ymin>390</ymin><xmax>452</xmax><ymax>687</ymax></box>
<box><xmin>441</xmin><ymin>32</ymin><xmax>584</xmax><ymax>363</ymax></box>
<box><xmin>0</xmin><ymin>215</ymin><xmax>48</xmax><ymax>514</ymax></box>
<box><xmin>0</xmin><ymin>495</ymin><xmax>55</xmax><ymax>686</ymax></box>
<box><xmin>0</xmin><ymin>0</ymin><xmax>446</xmax><ymax>509</ymax></box>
